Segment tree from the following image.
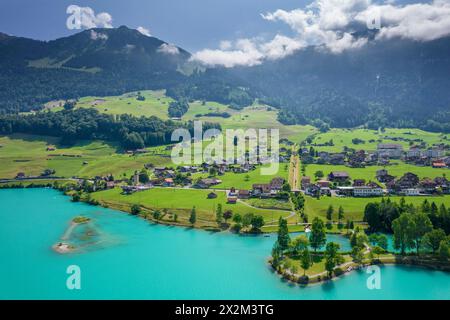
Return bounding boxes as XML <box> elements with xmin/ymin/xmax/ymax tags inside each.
<box><xmin>338</xmin><ymin>206</ymin><xmax>344</xmax><ymax>221</ymax></box>
<box><xmin>377</xmin><ymin>234</ymin><xmax>388</xmax><ymax>250</ymax></box>
<box><xmin>392</xmin><ymin>213</ymin><xmax>414</xmax><ymax>255</ymax></box>
<box><xmin>215</xmin><ymin>204</ymin><xmax>223</xmax><ymax>225</ymax></box>
<box><xmin>131</xmin><ymin>204</ymin><xmax>141</xmax><ymax>215</ymax></box>
<box><xmin>277</xmin><ymin>217</ymin><xmax>291</xmax><ymax>252</ymax></box>
<box><xmin>251</xmin><ymin>215</ymin><xmax>265</xmax><ymax>232</ymax></box>
<box><xmin>139</xmin><ymin>169</ymin><xmax>149</xmax><ymax>184</ymax></box>
<box><xmin>310</xmin><ymin>217</ymin><xmax>326</xmax><ymax>252</ymax></box>
<box><xmin>410</xmin><ymin>212</ymin><xmax>433</xmax><ymax>255</ymax></box>
<box><xmin>372</xmin><ymin>246</ymin><xmax>386</xmax><ymax>259</ymax></box>
<box><xmin>364</xmin><ymin>202</ymin><xmax>382</xmax><ymax>232</ymax></box>
<box><xmin>232</xmin><ymin>213</ymin><xmax>242</xmax><ymax>224</ymax></box>
<box><xmin>300</xmin><ymin>248</ymin><xmax>312</xmax><ymax>276</ymax></box>
<box><xmin>223</xmin><ymin>210</ymin><xmax>233</xmax><ymax>224</ymax></box>
<box><xmin>351</xmin><ymin>247</ymin><xmax>365</xmax><ymax>265</ymax></box>
<box><xmin>291</xmin><ymin>235</ymin><xmax>309</xmax><ymax>255</ymax></box>
<box><xmin>326</xmin><ymin>205</ymin><xmax>334</xmax><ymax>221</ymax></box>
<box><xmin>424</xmin><ymin>229</ymin><xmax>446</xmax><ymax>253</ymax></box>
<box><xmin>242</xmin><ymin>213</ymin><xmax>254</xmax><ymax>228</ymax></box>
<box><xmin>314</xmin><ymin>170</ymin><xmax>324</xmax><ymax>180</ymax></box>
<box><xmin>438</xmin><ymin>240</ymin><xmax>450</xmax><ymax>261</ymax></box>
<box><xmin>356</xmin><ymin>233</ymin><xmax>369</xmax><ymax>249</ymax></box>
<box><xmin>324</xmin><ymin>242</ymin><xmax>341</xmax><ymax>277</ymax></box>
<box><xmin>189</xmin><ymin>206</ymin><xmax>197</xmax><ymax>225</ymax></box>
<box><xmin>271</xmin><ymin>241</ymin><xmax>282</xmax><ymax>268</ymax></box>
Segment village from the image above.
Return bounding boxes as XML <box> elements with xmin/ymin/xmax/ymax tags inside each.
<box><xmin>299</xmin><ymin>142</ymin><xmax>449</xmax><ymax>198</ymax></box>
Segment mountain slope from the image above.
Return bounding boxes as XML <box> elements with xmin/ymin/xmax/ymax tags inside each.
<box><xmin>221</xmin><ymin>36</ymin><xmax>450</xmax><ymax>131</ymax></box>
<box><xmin>0</xmin><ymin>26</ymin><xmax>190</xmax><ymax>113</ymax></box>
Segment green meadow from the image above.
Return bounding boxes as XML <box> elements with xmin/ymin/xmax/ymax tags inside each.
<box><xmin>192</xmin><ymin>163</ymin><xmax>290</xmax><ymax>190</ymax></box>
<box><xmin>184</xmin><ymin>102</ymin><xmax>317</xmax><ymax>143</ymax></box>
<box><xmin>92</xmin><ymin>187</ymin><xmax>292</xmax><ymax>225</ymax></box>
<box><xmin>304</xmin><ymin>162</ymin><xmax>448</xmax><ymax>183</ymax></box>
<box><xmin>49</xmin><ymin>90</ymin><xmax>172</xmax><ymax>119</ymax></box>
<box><xmin>0</xmin><ymin>134</ymin><xmax>173</xmax><ymax>179</ymax></box>
<box><xmin>310</xmin><ymin>128</ymin><xmax>447</xmax><ymax>153</ymax></box>
<box><xmin>304</xmin><ymin>195</ymin><xmax>450</xmax><ymax>221</ymax></box>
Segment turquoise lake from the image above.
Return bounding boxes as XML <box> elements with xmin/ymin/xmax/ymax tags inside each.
<box><xmin>1</xmin><ymin>188</ymin><xmax>449</xmax><ymax>299</ymax></box>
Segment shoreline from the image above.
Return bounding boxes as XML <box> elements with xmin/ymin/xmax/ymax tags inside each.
<box><xmin>269</xmin><ymin>255</ymin><xmax>450</xmax><ymax>287</ymax></box>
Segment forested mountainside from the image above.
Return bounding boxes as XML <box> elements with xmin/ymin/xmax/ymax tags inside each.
<box><xmin>1</xmin><ymin>26</ymin><xmax>449</xmax><ymax>132</ymax></box>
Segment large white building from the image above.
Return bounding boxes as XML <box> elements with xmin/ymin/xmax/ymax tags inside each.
<box><xmin>353</xmin><ymin>186</ymin><xmax>384</xmax><ymax>197</ymax></box>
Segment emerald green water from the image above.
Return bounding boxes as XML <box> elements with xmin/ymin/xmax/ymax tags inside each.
<box><xmin>1</xmin><ymin>189</ymin><xmax>449</xmax><ymax>299</ymax></box>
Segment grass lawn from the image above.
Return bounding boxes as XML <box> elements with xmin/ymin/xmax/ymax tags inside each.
<box><xmin>192</xmin><ymin>163</ymin><xmax>290</xmax><ymax>190</ymax></box>
<box><xmin>184</xmin><ymin>102</ymin><xmax>317</xmax><ymax>144</ymax></box>
<box><xmin>0</xmin><ymin>134</ymin><xmax>173</xmax><ymax>179</ymax></box>
<box><xmin>310</xmin><ymin>128</ymin><xmax>447</xmax><ymax>153</ymax></box>
<box><xmin>92</xmin><ymin>187</ymin><xmax>291</xmax><ymax>225</ymax></box>
<box><xmin>243</xmin><ymin>198</ymin><xmax>292</xmax><ymax>211</ymax></box>
<box><xmin>285</xmin><ymin>254</ymin><xmax>353</xmax><ymax>277</ymax></box>
<box><xmin>304</xmin><ymin>162</ymin><xmax>448</xmax><ymax>183</ymax></box>
<box><xmin>51</xmin><ymin>90</ymin><xmax>173</xmax><ymax>119</ymax></box>
<box><xmin>305</xmin><ymin>195</ymin><xmax>450</xmax><ymax>221</ymax></box>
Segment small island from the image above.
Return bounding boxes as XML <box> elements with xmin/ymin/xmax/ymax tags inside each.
<box><xmin>72</xmin><ymin>216</ymin><xmax>91</xmax><ymax>224</ymax></box>
<box><xmin>52</xmin><ymin>216</ymin><xmax>91</xmax><ymax>254</ymax></box>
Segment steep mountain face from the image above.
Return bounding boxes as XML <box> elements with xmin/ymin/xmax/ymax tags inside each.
<box><xmin>0</xmin><ymin>26</ymin><xmax>190</xmax><ymax>113</ymax></box>
<box><xmin>223</xmin><ymin>36</ymin><xmax>450</xmax><ymax>130</ymax></box>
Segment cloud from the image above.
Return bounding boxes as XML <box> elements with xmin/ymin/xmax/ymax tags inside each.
<box><xmin>137</xmin><ymin>26</ymin><xmax>151</xmax><ymax>37</ymax></box>
<box><xmin>157</xmin><ymin>43</ymin><xmax>180</xmax><ymax>55</ymax></box>
<box><xmin>191</xmin><ymin>0</ymin><xmax>450</xmax><ymax>67</ymax></box>
<box><xmin>90</xmin><ymin>30</ymin><xmax>108</xmax><ymax>41</ymax></box>
<box><xmin>66</xmin><ymin>5</ymin><xmax>113</xmax><ymax>29</ymax></box>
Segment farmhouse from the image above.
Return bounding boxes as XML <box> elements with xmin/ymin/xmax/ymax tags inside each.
<box><xmin>352</xmin><ymin>179</ymin><xmax>366</xmax><ymax>187</ymax></box>
<box><xmin>376</xmin><ymin>169</ymin><xmax>395</xmax><ymax>183</ymax></box>
<box><xmin>196</xmin><ymin>178</ymin><xmax>222</xmax><ymax>189</ymax></box>
<box><xmin>237</xmin><ymin>189</ymin><xmax>250</xmax><ymax>199</ymax></box>
<box><xmin>301</xmin><ymin>176</ymin><xmax>311</xmax><ymax>190</ymax></box>
<box><xmin>328</xmin><ymin>171</ymin><xmax>350</xmax><ymax>182</ymax></box>
<box><xmin>317</xmin><ymin>180</ymin><xmax>330</xmax><ymax>188</ymax></box>
<box><xmin>227</xmin><ymin>196</ymin><xmax>238</xmax><ymax>204</ymax></box>
<box><xmin>432</xmin><ymin>161</ymin><xmax>447</xmax><ymax>168</ymax></box>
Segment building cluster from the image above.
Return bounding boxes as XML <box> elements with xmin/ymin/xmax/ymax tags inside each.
<box><xmin>301</xmin><ymin>143</ymin><xmax>448</xmax><ymax>168</ymax></box>
<box><xmin>301</xmin><ymin>169</ymin><xmax>449</xmax><ymax>197</ymax></box>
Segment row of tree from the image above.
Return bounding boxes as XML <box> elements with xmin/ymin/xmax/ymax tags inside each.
<box><xmin>364</xmin><ymin>198</ymin><xmax>450</xmax><ymax>235</ymax></box>
<box><xmin>0</xmin><ymin>108</ymin><xmax>220</xmax><ymax>149</ymax></box>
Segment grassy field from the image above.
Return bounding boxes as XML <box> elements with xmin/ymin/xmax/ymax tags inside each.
<box><xmin>0</xmin><ymin>134</ymin><xmax>173</xmax><ymax>179</ymax></box>
<box><xmin>92</xmin><ymin>187</ymin><xmax>292</xmax><ymax>225</ymax></box>
<box><xmin>285</xmin><ymin>254</ymin><xmax>353</xmax><ymax>277</ymax></box>
<box><xmin>184</xmin><ymin>102</ymin><xmax>317</xmax><ymax>144</ymax></box>
<box><xmin>192</xmin><ymin>163</ymin><xmax>290</xmax><ymax>190</ymax></box>
<box><xmin>310</xmin><ymin>128</ymin><xmax>448</xmax><ymax>153</ymax></box>
<box><xmin>49</xmin><ymin>90</ymin><xmax>172</xmax><ymax>119</ymax></box>
<box><xmin>304</xmin><ymin>195</ymin><xmax>450</xmax><ymax>221</ymax></box>
<box><xmin>243</xmin><ymin>198</ymin><xmax>292</xmax><ymax>211</ymax></box>
<box><xmin>304</xmin><ymin>162</ymin><xmax>448</xmax><ymax>183</ymax></box>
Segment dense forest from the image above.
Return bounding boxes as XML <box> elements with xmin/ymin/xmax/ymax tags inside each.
<box><xmin>0</xmin><ymin>108</ymin><xmax>220</xmax><ymax>149</ymax></box>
